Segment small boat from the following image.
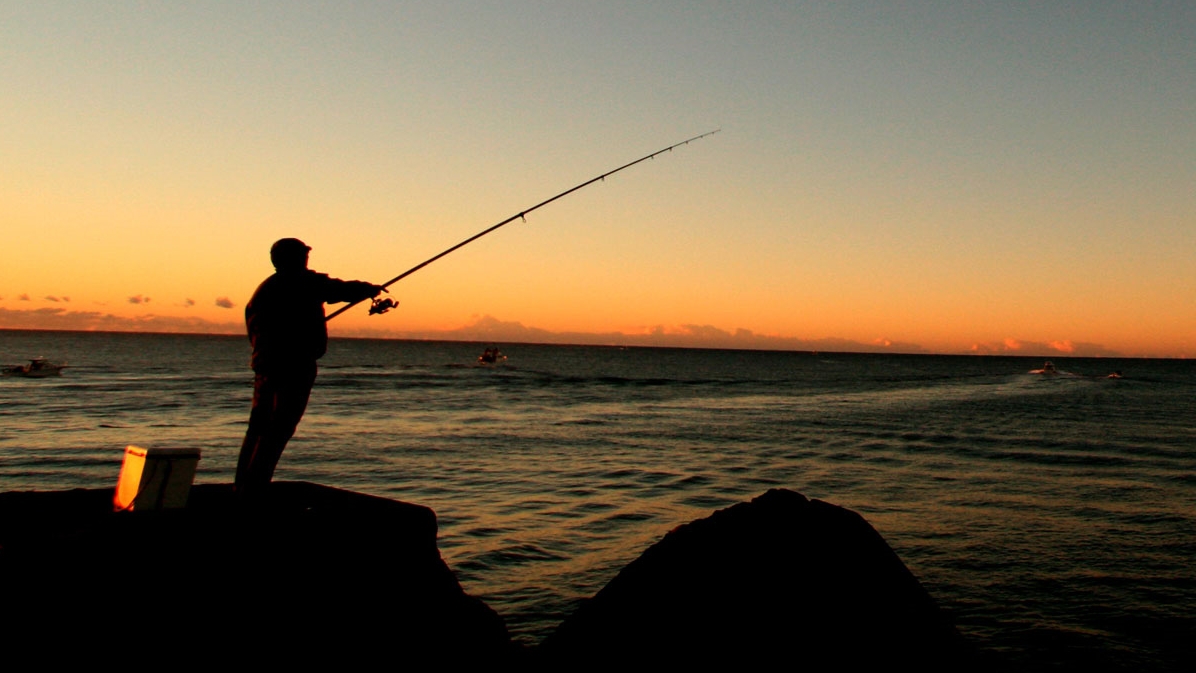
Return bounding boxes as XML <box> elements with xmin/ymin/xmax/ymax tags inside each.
<box><xmin>3</xmin><ymin>358</ymin><xmax>67</xmax><ymax>378</ymax></box>
<box><xmin>1029</xmin><ymin>361</ymin><xmax>1058</xmax><ymax>375</ymax></box>
<box><xmin>477</xmin><ymin>348</ymin><xmax>506</xmax><ymax>365</ymax></box>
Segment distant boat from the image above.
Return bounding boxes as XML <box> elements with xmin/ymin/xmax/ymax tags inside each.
<box><xmin>3</xmin><ymin>358</ymin><xmax>67</xmax><ymax>378</ymax></box>
<box><xmin>477</xmin><ymin>348</ymin><xmax>506</xmax><ymax>365</ymax></box>
<box><xmin>1030</xmin><ymin>361</ymin><xmax>1058</xmax><ymax>375</ymax></box>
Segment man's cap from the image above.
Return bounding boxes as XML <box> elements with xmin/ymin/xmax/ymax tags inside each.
<box><xmin>271</xmin><ymin>238</ymin><xmax>311</xmax><ymax>256</ymax></box>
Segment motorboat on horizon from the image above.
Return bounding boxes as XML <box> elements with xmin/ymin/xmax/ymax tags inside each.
<box><xmin>477</xmin><ymin>348</ymin><xmax>506</xmax><ymax>365</ymax></box>
<box><xmin>1030</xmin><ymin>361</ymin><xmax>1058</xmax><ymax>375</ymax></box>
<box><xmin>3</xmin><ymin>358</ymin><xmax>67</xmax><ymax>378</ymax></box>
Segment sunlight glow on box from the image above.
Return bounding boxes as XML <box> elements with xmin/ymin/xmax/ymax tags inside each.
<box><xmin>113</xmin><ymin>445</ymin><xmax>201</xmax><ymax>512</ymax></box>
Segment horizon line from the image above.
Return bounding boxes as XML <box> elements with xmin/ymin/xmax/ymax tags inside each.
<box><xmin>1</xmin><ymin>325</ymin><xmax>1186</xmax><ymax>361</ymax></box>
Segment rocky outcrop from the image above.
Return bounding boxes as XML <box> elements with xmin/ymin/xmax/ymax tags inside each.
<box><xmin>539</xmin><ymin>488</ymin><xmax>979</xmax><ymax>669</ymax></box>
<box><xmin>1</xmin><ymin>484</ymin><xmax>978</xmax><ymax>667</ymax></box>
<box><xmin>0</xmin><ymin>482</ymin><xmax>513</xmax><ymax>663</ymax></box>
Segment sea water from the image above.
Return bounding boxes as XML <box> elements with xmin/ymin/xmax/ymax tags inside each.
<box><xmin>1</xmin><ymin>329</ymin><xmax>1193</xmax><ymax>670</ymax></box>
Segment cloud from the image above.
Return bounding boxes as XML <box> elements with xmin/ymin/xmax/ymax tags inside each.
<box><xmin>215</xmin><ymin>297</ymin><xmax>235</xmax><ymax>309</ymax></box>
<box><xmin>1048</xmin><ymin>340</ymin><xmax>1075</xmax><ymax>353</ymax></box>
<box><xmin>970</xmin><ymin>338</ymin><xmax>1026</xmax><ymax>354</ymax></box>
<box><xmin>330</xmin><ymin>315</ymin><xmax>927</xmax><ymax>354</ymax></box>
<box><xmin>19</xmin><ymin>294</ymin><xmax>30</xmax><ymax>301</ymax></box>
<box><xmin>0</xmin><ymin>308</ymin><xmax>1147</xmax><ymax>357</ymax></box>
<box><xmin>447</xmin><ymin>314</ymin><xmax>554</xmax><ymax>340</ymax></box>
<box><xmin>128</xmin><ymin>295</ymin><xmax>151</xmax><ymax>304</ymax></box>
<box><xmin>678</xmin><ymin>324</ymin><xmax>740</xmax><ymax>340</ymax></box>
<box><xmin>0</xmin><ymin>307</ymin><xmax>241</xmax><ymax>335</ymax></box>
<box><xmin>183</xmin><ymin>298</ymin><xmax>196</xmax><ymax>307</ymax></box>
<box><xmin>44</xmin><ymin>296</ymin><xmax>61</xmax><ymax>302</ymax></box>
<box><xmin>969</xmin><ymin>338</ymin><xmax>1121</xmax><ymax>357</ymax></box>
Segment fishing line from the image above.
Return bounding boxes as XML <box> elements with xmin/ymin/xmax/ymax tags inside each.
<box><xmin>327</xmin><ymin>129</ymin><xmax>720</xmax><ymax>321</ymax></box>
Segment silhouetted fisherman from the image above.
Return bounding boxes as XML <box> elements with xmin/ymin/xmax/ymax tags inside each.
<box><xmin>235</xmin><ymin>238</ymin><xmax>383</xmax><ymax>501</ymax></box>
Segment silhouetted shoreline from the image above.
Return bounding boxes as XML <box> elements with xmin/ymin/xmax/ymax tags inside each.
<box><xmin>0</xmin><ymin>483</ymin><xmax>981</xmax><ymax>668</ymax></box>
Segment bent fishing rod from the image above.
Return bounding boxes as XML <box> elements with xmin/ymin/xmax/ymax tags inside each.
<box><xmin>326</xmin><ymin>129</ymin><xmax>720</xmax><ymax>321</ymax></box>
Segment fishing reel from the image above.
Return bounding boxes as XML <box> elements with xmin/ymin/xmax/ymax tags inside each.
<box><xmin>369</xmin><ymin>296</ymin><xmax>399</xmax><ymax>315</ymax></box>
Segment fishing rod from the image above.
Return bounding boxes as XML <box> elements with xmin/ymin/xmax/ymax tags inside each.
<box><xmin>326</xmin><ymin>129</ymin><xmax>720</xmax><ymax>321</ymax></box>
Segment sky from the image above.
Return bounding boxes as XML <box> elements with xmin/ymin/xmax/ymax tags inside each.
<box><xmin>2</xmin><ymin>1</ymin><xmax>1194</xmax><ymax>357</ymax></box>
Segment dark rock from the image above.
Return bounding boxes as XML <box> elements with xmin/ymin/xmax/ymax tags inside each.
<box><xmin>539</xmin><ymin>488</ymin><xmax>980</xmax><ymax>669</ymax></box>
<box><xmin>0</xmin><ymin>482</ymin><xmax>514</xmax><ymax>663</ymax></box>
<box><xmin>1</xmin><ymin>484</ymin><xmax>978</xmax><ymax>667</ymax></box>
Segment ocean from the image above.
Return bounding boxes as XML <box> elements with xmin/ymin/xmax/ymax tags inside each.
<box><xmin>1</xmin><ymin>329</ymin><xmax>1193</xmax><ymax>670</ymax></box>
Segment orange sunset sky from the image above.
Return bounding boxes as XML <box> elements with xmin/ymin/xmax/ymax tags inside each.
<box><xmin>3</xmin><ymin>3</ymin><xmax>1194</xmax><ymax>358</ymax></box>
